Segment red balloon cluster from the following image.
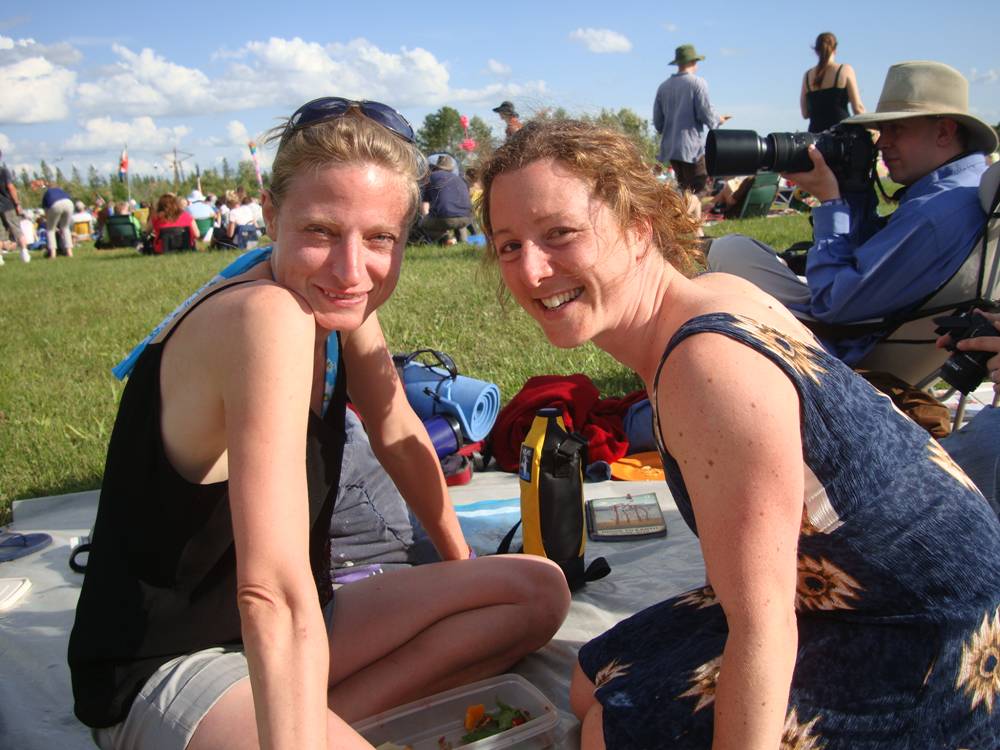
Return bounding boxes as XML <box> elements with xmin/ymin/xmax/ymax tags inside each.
<box><xmin>459</xmin><ymin>114</ymin><xmax>476</xmax><ymax>151</ymax></box>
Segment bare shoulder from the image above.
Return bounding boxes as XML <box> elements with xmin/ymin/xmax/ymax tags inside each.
<box><xmin>684</xmin><ymin>273</ymin><xmax>820</xmax><ymax>345</ymax></box>
<box><xmin>165</xmin><ymin>279</ymin><xmax>316</xmax><ymax>381</ymax></box>
<box><xmin>202</xmin><ymin>280</ymin><xmax>313</xmax><ymax>343</ymax></box>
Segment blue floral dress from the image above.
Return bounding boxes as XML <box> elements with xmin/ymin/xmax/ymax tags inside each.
<box><xmin>578</xmin><ymin>312</ymin><xmax>1000</xmax><ymax>749</ymax></box>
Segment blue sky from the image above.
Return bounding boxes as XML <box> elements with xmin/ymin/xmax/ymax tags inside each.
<box><xmin>1</xmin><ymin>1</ymin><xmax>997</xmax><ymax>180</ymax></box>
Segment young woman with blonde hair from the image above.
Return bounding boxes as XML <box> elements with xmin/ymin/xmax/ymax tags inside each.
<box><xmin>69</xmin><ymin>98</ymin><xmax>569</xmax><ymax>750</ymax></box>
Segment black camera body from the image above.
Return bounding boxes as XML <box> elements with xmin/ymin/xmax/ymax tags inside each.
<box><xmin>934</xmin><ymin>311</ymin><xmax>1000</xmax><ymax>394</ymax></box>
<box><xmin>706</xmin><ymin>123</ymin><xmax>877</xmax><ymax>192</ymax></box>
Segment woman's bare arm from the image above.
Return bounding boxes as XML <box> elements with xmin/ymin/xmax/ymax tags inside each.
<box><xmin>844</xmin><ymin>64</ymin><xmax>865</xmax><ymax>115</ymax></box>
<box><xmin>343</xmin><ymin>311</ymin><xmax>469</xmax><ymax>560</ymax></box>
<box><xmin>800</xmin><ymin>70</ymin><xmax>811</xmax><ymax>119</ymax></box>
<box><xmin>658</xmin><ymin>331</ymin><xmax>803</xmax><ymax>750</ymax></box>
<box><xmin>219</xmin><ymin>284</ymin><xmax>332</xmax><ymax>749</ymax></box>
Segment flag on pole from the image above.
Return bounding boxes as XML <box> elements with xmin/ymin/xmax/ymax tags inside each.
<box><xmin>248</xmin><ymin>140</ymin><xmax>263</xmax><ymax>190</ymax></box>
<box><xmin>118</xmin><ymin>146</ymin><xmax>129</xmax><ymax>183</ymax></box>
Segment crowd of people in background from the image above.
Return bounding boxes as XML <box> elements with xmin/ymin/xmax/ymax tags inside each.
<box><xmin>0</xmin><ymin>181</ymin><xmax>271</xmax><ymax>261</ymax></box>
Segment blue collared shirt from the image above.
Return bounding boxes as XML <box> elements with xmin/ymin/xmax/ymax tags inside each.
<box><xmin>793</xmin><ymin>153</ymin><xmax>987</xmax><ymax>364</ymax></box>
<box><xmin>652</xmin><ymin>72</ymin><xmax>722</xmax><ymax>164</ymax></box>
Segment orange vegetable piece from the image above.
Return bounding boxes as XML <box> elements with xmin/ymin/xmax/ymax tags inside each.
<box><xmin>464</xmin><ymin>704</ymin><xmax>486</xmax><ymax>731</ymax></box>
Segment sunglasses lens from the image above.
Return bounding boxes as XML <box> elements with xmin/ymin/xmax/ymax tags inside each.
<box><xmin>359</xmin><ymin>101</ymin><xmax>415</xmax><ymax>142</ymax></box>
<box><xmin>285</xmin><ymin>97</ymin><xmax>414</xmax><ymax>144</ymax></box>
<box><xmin>290</xmin><ymin>97</ymin><xmax>350</xmax><ymax>129</ymax></box>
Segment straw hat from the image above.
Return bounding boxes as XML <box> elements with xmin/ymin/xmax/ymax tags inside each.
<box><xmin>844</xmin><ymin>60</ymin><xmax>999</xmax><ymax>154</ymax></box>
<box><xmin>670</xmin><ymin>44</ymin><xmax>705</xmax><ymax>66</ymax></box>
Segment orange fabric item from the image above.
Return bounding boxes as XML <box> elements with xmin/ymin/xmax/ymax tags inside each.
<box><xmin>610</xmin><ymin>451</ymin><xmax>665</xmax><ymax>481</ymax></box>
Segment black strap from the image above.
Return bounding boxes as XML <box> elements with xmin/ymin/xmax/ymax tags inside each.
<box><xmin>391</xmin><ymin>349</ymin><xmax>458</xmax><ymax>379</ymax></box>
<box><xmin>495</xmin><ymin>520</ymin><xmax>612</xmax><ymax>590</ymax></box>
<box><xmin>69</xmin><ymin>542</ymin><xmax>91</xmax><ymax>574</ymax></box>
<box><xmin>496</xmin><ymin>520</ymin><xmax>521</xmax><ymax>555</ymax></box>
<box><xmin>584</xmin><ymin>556</ymin><xmax>612</xmax><ymax>583</ymax></box>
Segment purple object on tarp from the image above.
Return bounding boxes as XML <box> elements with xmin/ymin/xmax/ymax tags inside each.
<box><xmin>424</xmin><ymin>414</ymin><xmax>463</xmax><ymax>458</ymax></box>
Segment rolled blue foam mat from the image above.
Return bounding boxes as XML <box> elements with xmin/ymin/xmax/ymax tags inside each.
<box><xmin>402</xmin><ymin>362</ymin><xmax>500</xmax><ymax>443</ymax></box>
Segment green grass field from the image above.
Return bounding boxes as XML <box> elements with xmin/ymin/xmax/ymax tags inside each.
<box><xmin>0</xmin><ymin>213</ymin><xmax>811</xmax><ymax>521</ymax></box>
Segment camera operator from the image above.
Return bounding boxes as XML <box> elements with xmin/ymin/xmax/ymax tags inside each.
<box><xmin>708</xmin><ymin>61</ymin><xmax>998</xmax><ymax>365</ymax></box>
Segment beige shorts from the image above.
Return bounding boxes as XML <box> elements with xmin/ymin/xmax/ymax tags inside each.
<box><xmin>93</xmin><ymin>600</ymin><xmax>336</xmax><ymax>750</ymax></box>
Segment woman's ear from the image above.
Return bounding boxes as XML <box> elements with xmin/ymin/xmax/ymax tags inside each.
<box><xmin>629</xmin><ymin>218</ymin><xmax>655</xmax><ymax>263</ymax></box>
<box><xmin>261</xmin><ymin>190</ymin><xmax>278</xmax><ymax>237</ymax></box>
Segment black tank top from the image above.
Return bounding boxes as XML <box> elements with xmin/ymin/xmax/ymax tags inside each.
<box><xmin>68</xmin><ymin>279</ymin><xmax>347</xmax><ymax>728</ymax></box>
<box><xmin>806</xmin><ymin>64</ymin><xmax>850</xmax><ymax>133</ymax></box>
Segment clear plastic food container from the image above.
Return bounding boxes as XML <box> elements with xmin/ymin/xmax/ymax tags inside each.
<box><xmin>352</xmin><ymin>673</ymin><xmax>560</xmax><ymax>749</ymax></box>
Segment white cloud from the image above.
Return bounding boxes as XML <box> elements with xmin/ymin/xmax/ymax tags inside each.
<box><xmin>43</xmin><ymin>36</ymin><xmax>547</xmax><ymax>123</ymax></box>
<box><xmin>63</xmin><ymin>116</ymin><xmax>190</xmax><ymax>153</ymax></box>
<box><xmin>216</xmin><ymin>36</ymin><xmax>542</xmax><ymax>110</ymax></box>
<box><xmin>0</xmin><ymin>55</ymin><xmax>76</xmax><ymax>123</ymax></box>
<box><xmin>218</xmin><ymin>36</ymin><xmax>454</xmax><ymax>109</ymax></box>
<box><xmin>76</xmin><ymin>44</ymin><xmax>213</xmax><ymax>116</ymax></box>
<box><xmin>486</xmin><ymin>58</ymin><xmax>511</xmax><ymax>75</ymax></box>
<box><xmin>227</xmin><ymin>120</ymin><xmax>250</xmax><ymax>144</ymax></box>
<box><xmin>0</xmin><ymin>132</ymin><xmax>11</xmax><ymax>152</ymax></box>
<box><xmin>970</xmin><ymin>68</ymin><xmax>998</xmax><ymax>85</ymax></box>
<box><xmin>568</xmin><ymin>28</ymin><xmax>632</xmax><ymax>54</ymax></box>
<box><xmin>662</xmin><ymin>23</ymin><xmax>678</xmax><ymax>32</ymax></box>
<box><xmin>0</xmin><ymin>35</ymin><xmax>81</xmax><ymax>66</ymax></box>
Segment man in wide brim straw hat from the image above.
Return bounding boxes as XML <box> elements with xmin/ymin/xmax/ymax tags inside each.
<box><xmin>843</xmin><ymin>60</ymin><xmax>998</xmax><ymax>157</ymax></box>
<box><xmin>707</xmin><ymin>60</ymin><xmax>996</xmax><ymax>365</ymax></box>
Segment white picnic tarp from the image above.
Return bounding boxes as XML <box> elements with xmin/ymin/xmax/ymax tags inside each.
<box><xmin>0</xmin><ymin>474</ymin><xmax>705</xmax><ymax>749</ymax></box>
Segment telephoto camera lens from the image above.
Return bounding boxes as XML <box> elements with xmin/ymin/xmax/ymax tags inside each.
<box><xmin>706</xmin><ymin>130</ymin><xmax>818</xmax><ymax>176</ymax></box>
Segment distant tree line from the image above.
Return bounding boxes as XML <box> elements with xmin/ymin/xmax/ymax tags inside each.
<box><xmin>414</xmin><ymin>105</ymin><xmax>659</xmax><ymax>170</ymax></box>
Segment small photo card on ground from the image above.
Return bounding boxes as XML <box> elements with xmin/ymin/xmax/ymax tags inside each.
<box><xmin>586</xmin><ymin>493</ymin><xmax>667</xmax><ymax>541</ymax></box>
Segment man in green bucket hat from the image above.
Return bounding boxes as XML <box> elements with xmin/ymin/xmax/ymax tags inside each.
<box><xmin>653</xmin><ymin>44</ymin><xmax>731</xmax><ymax>195</ymax></box>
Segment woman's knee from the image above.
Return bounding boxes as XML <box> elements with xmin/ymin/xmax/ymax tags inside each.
<box><xmin>507</xmin><ymin>555</ymin><xmax>571</xmax><ymax>644</ymax></box>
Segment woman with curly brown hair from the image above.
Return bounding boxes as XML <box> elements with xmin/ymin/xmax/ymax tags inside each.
<box><xmin>479</xmin><ymin>119</ymin><xmax>1000</xmax><ymax>749</ymax></box>
<box><xmin>149</xmin><ymin>192</ymin><xmax>200</xmax><ymax>253</ymax></box>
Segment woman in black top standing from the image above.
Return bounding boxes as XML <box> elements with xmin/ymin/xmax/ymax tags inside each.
<box><xmin>800</xmin><ymin>32</ymin><xmax>865</xmax><ymax>133</ymax></box>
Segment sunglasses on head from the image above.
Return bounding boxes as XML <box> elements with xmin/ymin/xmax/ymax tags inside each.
<box><xmin>283</xmin><ymin>97</ymin><xmax>415</xmax><ymax>144</ymax></box>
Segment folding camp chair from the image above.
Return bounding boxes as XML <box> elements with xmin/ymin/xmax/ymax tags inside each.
<box><xmin>72</xmin><ymin>220</ymin><xmax>93</xmax><ymax>241</ymax></box>
<box><xmin>234</xmin><ymin>224</ymin><xmax>261</xmax><ymax>249</ymax></box>
<box><xmin>194</xmin><ymin>217</ymin><xmax>214</xmax><ymax>242</ymax></box>
<box><xmin>736</xmin><ymin>171</ymin><xmax>781</xmax><ymax>218</ymax></box>
<box><xmin>159</xmin><ymin>226</ymin><xmax>195</xmax><ymax>253</ymax></box>
<box><xmin>805</xmin><ymin>161</ymin><xmax>1000</xmax><ymax>427</ymax></box>
<box><xmin>103</xmin><ymin>215</ymin><xmax>141</xmax><ymax>248</ymax></box>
